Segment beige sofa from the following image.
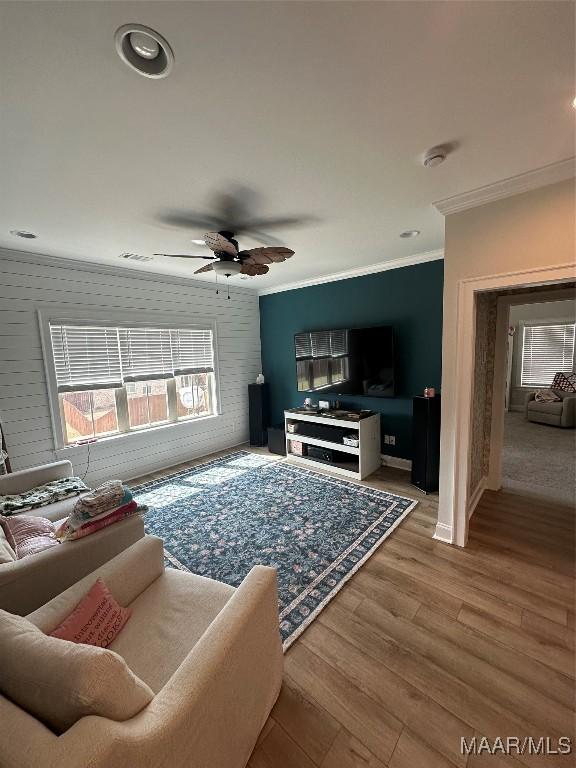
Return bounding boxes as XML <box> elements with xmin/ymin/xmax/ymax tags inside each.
<box><xmin>0</xmin><ymin>460</ymin><xmax>145</xmax><ymax>614</ymax></box>
<box><xmin>0</xmin><ymin>536</ymin><xmax>283</xmax><ymax>768</ymax></box>
<box><xmin>525</xmin><ymin>390</ymin><xmax>576</xmax><ymax>427</ymax></box>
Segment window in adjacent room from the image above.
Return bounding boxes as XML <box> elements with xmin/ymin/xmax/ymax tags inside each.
<box><xmin>520</xmin><ymin>322</ymin><xmax>576</xmax><ymax>387</ymax></box>
<box><xmin>48</xmin><ymin>322</ymin><xmax>217</xmax><ymax>445</ymax></box>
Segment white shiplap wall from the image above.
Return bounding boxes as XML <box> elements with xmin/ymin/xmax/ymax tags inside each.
<box><xmin>0</xmin><ymin>249</ymin><xmax>261</xmax><ymax>485</ymax></box>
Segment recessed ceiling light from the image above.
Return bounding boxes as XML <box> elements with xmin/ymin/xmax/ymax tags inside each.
<box><xmin>572</xmin><ymin>97</ymin><xmax>576</xmax><ymax>109</ymax></box>
<box><xmin>400</xmin><ymin>230</ymin><xmax>420</xmax><ymax>239</ymax></box>
<box><xmin>10</xmin><ymin>229</ymin><xmax>37</xmax><ymax>239</ymax></box>
<box><xmin>115</xmin><ymin>24</ymin><xmax>174</xmax><ymax>79</ymax></box>
<box><xmin>191</xmin><ymin>238</ymin><xmax>207</xmax><ymax>246</ymax></box>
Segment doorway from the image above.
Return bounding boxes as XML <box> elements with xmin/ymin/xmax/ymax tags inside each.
<box><xmin>501</xmin><ymin>293</ymin><xmax>576</xmax><ymax>506</ymax></box>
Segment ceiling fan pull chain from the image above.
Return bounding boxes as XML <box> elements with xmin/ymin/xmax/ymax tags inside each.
<box><xmin>227</xmin><ymin>282</ymin><xmax>231</xmax><ymax>300</ymax></box>
<box><xmin>215</xmin><ymin>272</ymin><xmax>219</xmax><ymax>295</ymax></box>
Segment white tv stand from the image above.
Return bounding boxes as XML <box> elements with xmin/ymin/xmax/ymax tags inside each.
<box><xmin>284</xmin><ymin>409</ymin><xmax>381</xmax><ymax>480</ymax></box>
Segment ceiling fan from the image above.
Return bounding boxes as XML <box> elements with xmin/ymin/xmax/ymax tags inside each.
<box><xmin>155</xmin><ymin>230</ymin><xmax>294</xmax><ymax>279</ymax></box>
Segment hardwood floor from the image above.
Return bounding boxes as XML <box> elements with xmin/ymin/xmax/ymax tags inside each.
<box><xmin>129</xmin><ymin>447</ymin><xmax>575</xmax><ymax>767</ymax></box>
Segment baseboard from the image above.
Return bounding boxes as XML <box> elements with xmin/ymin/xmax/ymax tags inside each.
<box><xmin>433</xmin><ymin>522</ymin><xmax>453</xmax><ymax>544</ymax></box>
<box><xmin>467</xmin><ymin>478</ymin><xmax>486</xmax><ymax>520</ymax></box>
<box><xmin>380</xmin><ymin>454</ymin><xmax>412</xmax><ymax>471</ymax></box>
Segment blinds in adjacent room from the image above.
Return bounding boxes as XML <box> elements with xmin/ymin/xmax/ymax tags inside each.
<box><xmin>49</xmin><ymin>323</ymin><xmax>215</xmax><ymax>391</ymax></box>
<box><xmin>521</xmin><ymin>323</ymin><xmax>576</xmax><ymax>386</ymax></box>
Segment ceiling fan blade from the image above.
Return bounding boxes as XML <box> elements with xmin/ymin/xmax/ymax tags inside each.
<box><xmin>238</xmin><ymin>215</ymin><xmax>317</xmax><ymax>231</ymax></box>
<box><xmin>203</xmin><ymin>232</ymin><xmax>238</xmax><ymax>256</ymax></box>
<box><xmin>157</xmin><ymin>212</ymin><xmax>223</xmax><ymax>231</ymax></box>
<box><xmin>194</xmin><ymin>263</ymin><xmax>214</xmax><ymax>274</ymax></box>
<box><xmin>154</xmin><ymin>253</ymin><xmax>216</xmax><ymax>260</ymax></box>
<box><xmin>239</xmin><ymin>247</ymin><xmax>294</xmax><ymax>264</ymax></box>
<box><xmin>240</xmin><ymin>263</ymin><xmax>269</xmax><ymax>276</ymax></box>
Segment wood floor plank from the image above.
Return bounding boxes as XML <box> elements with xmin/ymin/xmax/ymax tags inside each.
<box><xmin>347</xmin><ymin>569</ymin><xmax>421</xmax><ymax>620</ymax></box>
<box><xmin>319</xmin><ymin>729</ymin><xmax>386</xmax><ymax>768</ymax></box>
<box><xmin>320</xmin><ymin>598</ymin><xmax>572</xmax><ymax>743</ymax></box>
<box><xmin>251</xmin><ymin>722</ymin><xmax>317</xmax><ymax>768</ymax></box>
<box><xmin>359</xmin><ymin>558</ymin><xmax>464</xmax><ymax>619</ymax></box>
<box><xmin>284</xmin><ymin>646</ymin><xmax>402</xmax><ymax>764</ymax></box>
<box><xmin>389</xmin><ymin>729</ymin><xmax>459</xmax><ymax>768</ymax></box>
<box><xmin>369</xmin><ymin>544</ymin><xmax>524</xmax><ymax>626</ymax></box>
<box><xmin>387</xmin><ymin>532</ymin><xmax>569</xmax><ymax>624</ymax></box>
<box><xmin>301</xmin><ymin>620</ymin><xmax>473</xmax><ymax>767</ymax></box>
<box><xmin>414</xmin><ymin>605</ymin><xmax>574</xmax><ymax>710</ymax></box>
<box><xmin>270</xmin><ymin>680</ymin><xmax>341</xmax><ymax>766</ymax></box>
<box><xmin>521</xmin><ymin>609</ymin><xmax>575</xmax><ymax>650</ymax></box>
<box><xmin>458</xmin><ymin>605</ymin><xmax>576</xmax><ymax>679</ymax></box>
<box><xmin>394</xmin><ymin>526</ymin><xmax>574</xmax><ymax>611</ymax></box>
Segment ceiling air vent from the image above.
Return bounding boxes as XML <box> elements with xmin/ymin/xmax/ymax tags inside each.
<box><xmin>119</xmin><ymin>252</ymin><xmax>153</xmax><ymax>262</ymax></box>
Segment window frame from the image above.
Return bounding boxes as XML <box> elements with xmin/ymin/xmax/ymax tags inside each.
<box><xmin>38</xmin><ymin>308</ymin><xmax>222</xmax><ymax>449</ymax></box>
<box><xmin>519</xmin><ymin>320</ymin><xmax>576</xmax><ymax>388</ymax></box>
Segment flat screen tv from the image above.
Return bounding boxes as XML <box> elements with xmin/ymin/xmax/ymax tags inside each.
<box><xmin>295</xmin><ymin>326</ymin><xmax>394</xmax><ymax>397</ymax></box>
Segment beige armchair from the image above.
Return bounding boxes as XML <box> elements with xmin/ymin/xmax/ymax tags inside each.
<box><xmin>0</xmin><ymin>536</ymin><xmax>283</xmax><ymax>768</ymax></box>
<box><xmin>0</xmin><ymin>460</ymin><xmax>145</xmax><ymax>614</ymax></box>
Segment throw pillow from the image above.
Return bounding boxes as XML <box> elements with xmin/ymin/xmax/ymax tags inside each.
<box><xmin>0</xmin><ymin>515</ymin><xmax>58</xmax><ymax>559</ymax></box>
<box><xmin>551</xmin><ymin>372</ymin><xmax>576</xmax><ymax>393</ymax></box>
<box><xmin>50</xmin><ymin>578</ymin><xmax>131</xmax><ymax>648</ymax></box>
<box><xmin>0</xmin><ymin>609</ymin><xmax>153</xmax><ymax>733</ymax></box>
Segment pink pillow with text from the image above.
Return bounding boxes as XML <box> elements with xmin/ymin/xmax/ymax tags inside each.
<box><xmin>49</xmin><ymin>578</ymin><xmax>131</xmax><ymax>648</ymax></box>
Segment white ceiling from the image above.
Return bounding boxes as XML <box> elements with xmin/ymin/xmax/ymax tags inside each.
<box><xmin>1</xmin><ymin>1</ymin><xmax>574</xmax><ymax>291</ymax></box>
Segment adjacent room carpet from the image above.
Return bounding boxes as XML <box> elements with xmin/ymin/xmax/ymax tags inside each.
<box><xmin>133</xmin><ymin>451</ymin><xmax>416</xmax><ymax>649</ymax></box>
<box><xmin>502</xmin><ymin>412</ymin><xmax>576</xmax><ymax>507</ymax></box>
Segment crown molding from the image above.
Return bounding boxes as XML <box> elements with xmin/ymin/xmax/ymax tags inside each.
<box><xmin>433</xmin><ymin>157</ymin><xmax>576</xmax><ymax>216</ymax></box>
<box><xmin>0</xmin><ymin>247</ymin><xmax>257</xmax><ymax>296</ymax></box>
<box><xmin>258</xmin><ymin>248</ymin><xmax>444</xmax><ymax>297</ymax></box>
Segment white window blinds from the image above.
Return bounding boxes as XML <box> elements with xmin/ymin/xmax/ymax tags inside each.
<box><xmin>521</xmin><ymin>323</ymin><xmax>576</xmax><ymax>387</ymax></box>
<box><xmin>50</xmin><ymin>325</ymin><xmax>122</xmax><ymax>391</ymax></box>
<box><xmin>118</xmin><ymin>328</ymin><xmax>174</xmax><ymax>381</ymax></box>
<box><xmin>170</xmin><ymin>329</ymin><xmax>214</xmax><ymax>374</ymax></box>
<box><xmin>50</xmin><ymin>323</ymin><xmax>214</xmax><ymax>391</ymax></box>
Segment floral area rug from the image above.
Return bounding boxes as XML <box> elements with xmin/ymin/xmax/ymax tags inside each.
<box><xmin>133</xmin><ymin>451</ymin><xmax>417</xmax><ymax>650</ymax></box>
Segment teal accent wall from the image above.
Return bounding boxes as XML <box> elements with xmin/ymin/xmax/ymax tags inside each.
<box><xmin>259</xmin><ymin>259</ymin><xmax>444</xmax><ymax>460</ymax></box>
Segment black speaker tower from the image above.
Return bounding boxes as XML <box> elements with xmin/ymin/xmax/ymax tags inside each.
<box><xmin>411</xmin><ymin>395</ymin><xmax>441</xmax><ymax>494</ymax></box>
<box><xmin>248</xmin><ymin>383</ymin><xmax>270</xmax><ymax>447</ymax></box>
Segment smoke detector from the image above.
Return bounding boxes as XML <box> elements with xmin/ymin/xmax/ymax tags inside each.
<box><xmin>422</xmin><ymin>146</ymin><xmax>447</xmax><ymax>168</ymax></box>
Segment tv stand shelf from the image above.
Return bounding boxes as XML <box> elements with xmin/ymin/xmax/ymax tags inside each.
<box><xmin>284</xmin><ymin>410</ymin><xmax>381</xmax><ymax>480</ymax></box>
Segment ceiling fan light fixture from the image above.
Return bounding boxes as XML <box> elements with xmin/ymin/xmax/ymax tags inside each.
<box><xmin>191</xmin><ymin>238</ymin><xmax>207</xmax><ymax>246</ymax></box>
<box><xmin>115</xmin><ymin>24</ymin><xmax>174</xmax><ymax>79</ymax></box>
<box><xmin>212</xmin><ymin>260</ymin><xmax>242</xmax><ymax>277</ymax></box>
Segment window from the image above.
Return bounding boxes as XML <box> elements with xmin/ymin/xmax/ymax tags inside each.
<box><xmin>48</xmin><ymin>322</ymin><xmax>217</xmax><ymax>445</ymax></box>
<box><xmin>521</xmin><ymin>323</ymin><xmax>576</xmax><ymax>387</ymax></box>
